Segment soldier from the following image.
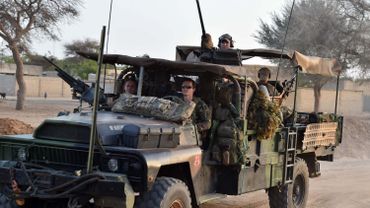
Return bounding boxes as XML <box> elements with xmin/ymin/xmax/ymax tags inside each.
<box><xmin>181</xmin><ymin>78</ymin><xmax>211</xmax><ymax>133</ymax></box>
<box><xmin>122</xmin><ymin>78</ymin><xmax>137</xmax><ymax>95</ymax></box>
<box><xmin>257</xmin><ymin>67</ymin><xmax>285</xmax><ymax>105</ymax></box>
<box><xmin>186</xmin><ymin>33</ymin><xmax>214</xmax><ymax>62</ymax></box>
<box><xmin>257</xmin><ymin>67</ymin><xmax>278</xmax><ymax>97</ymax></box>
<box><xmin>218</xmin><ymin>33</ymin><xmax>234</xmax><ymax>49</ymax></box>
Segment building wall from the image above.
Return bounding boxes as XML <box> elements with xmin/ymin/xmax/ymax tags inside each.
<box><xmin>284</xmin><ymin>88</ymin><xmax>363</xmax><ymax>115</ymax></box>
<box><xmin>0</xmin><ymin>63</ymin><xmax>43</xmax><ymax>76</ymax></box>
<box><xmin>363</xmin><ymin>95</ymin><xmax>370</xmax><ymax>112</ymax></box>
<box><xmin>0</xmin><ymin>74</ymin><xmax>16</xmax><ymax>95</ymax></box>
<box><xmin>14</xmin><ymin>76</ymin><xmax>72</xmax><ymax>98</ymax></box>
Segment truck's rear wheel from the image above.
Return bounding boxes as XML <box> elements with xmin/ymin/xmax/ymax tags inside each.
<box><xmin>135</xmin><ymin>177</ymin><xmax>191</xmax><ymax>208</ymax></box>
<box><xmin>268</xmin><ymin>158</ymin><xmax>309</xmax><ymax>208</ymax></box>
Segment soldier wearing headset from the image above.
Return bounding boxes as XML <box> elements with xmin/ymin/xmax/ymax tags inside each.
<box><xmin>257</xmin><ymin>67</ymin><xmax>283</xmax><ymax>100</ymax></box>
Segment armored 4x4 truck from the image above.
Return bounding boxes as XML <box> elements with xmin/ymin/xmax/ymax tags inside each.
<box><xmin>0</xmin><ymin>48</ymin><xmax>343</xmax><ymax>208</ymax></box>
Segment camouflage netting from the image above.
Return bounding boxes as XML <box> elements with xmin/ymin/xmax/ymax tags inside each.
<box><xmin>248</xmin><ymin>91</ymin><xmax>282</xmax><ymax>140</ymax></box>
<box><xmin>112</xmin><ymin>94</ymin><xmax>196</xmax><ymax>122</ymax></box>
<box><xmin>0</xmin><ymin>118</ymin><xmax>34</xmax><ymax>135</ymax></box>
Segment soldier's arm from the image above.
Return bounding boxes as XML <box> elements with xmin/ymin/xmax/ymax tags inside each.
<box><xmin>196</xmin><ymin>100</ymin><xmax>212</xmax><ymax>131</ymax></box>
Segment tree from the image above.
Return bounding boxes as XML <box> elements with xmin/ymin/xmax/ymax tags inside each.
<box><xmin>0</xmin><ymin>0</ymin><xmax>82</xmax><ymax>110</ymax></box>
<box><xmin>255</xmin><ymin>0</ymin><xmax>370</xmax><ymax>112</ymax></box>
<box><xmin>64</xmin><ymin>39</ymin><xmax>99</xmax><ymax>57</ymax></box>
<box><xmin>61</xmin><ymin>39</ymin><xmax>100</xmax><ymax>79</ymax></box>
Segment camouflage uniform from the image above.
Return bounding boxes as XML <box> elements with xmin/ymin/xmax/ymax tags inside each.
<box><xmin>187</xmin><ymin>97</ymin><xmax>211</xmax><ymax>132</ymax></box>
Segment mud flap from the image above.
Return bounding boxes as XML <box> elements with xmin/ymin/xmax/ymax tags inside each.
<box><xmin>94</xmin><ymin>175</ymin><xmax>135</xmax><ymax>208</ymax></box>
<box><xmin>123</xmin><ymin>176</ymin><xmax>135</xmax><ymax>208</ymax></box>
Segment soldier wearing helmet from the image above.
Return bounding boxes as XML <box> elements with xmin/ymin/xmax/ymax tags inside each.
<box><xmin>218</xmin><ymin>33</ymin><xmax>234</xmax><ymax>49</ymax></box>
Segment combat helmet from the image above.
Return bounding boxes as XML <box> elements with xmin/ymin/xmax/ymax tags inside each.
<box><xmin>218</xmin><ymin>33</ymin><xmax>234</xmax><ymax>48</ymax></box>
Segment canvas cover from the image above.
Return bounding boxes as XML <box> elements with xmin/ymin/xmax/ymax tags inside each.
<box><xmin>292</xmin><ymin>51</ymin><xmax>341</xmax><ymax>77</ymax></box>
<box><xmin>112</xmin><ymin>94</ymin><xmax>196</xmax><ymax>122</ymax></box>
<box><xmin>78</xmin><ymin>48</ymin><xmax>341</xmax><ymax>78</ymax></box>
<box><xmin>178</xmin><ymin>48</ymin><xmax>342</xmax><ymax>77</ymax></box>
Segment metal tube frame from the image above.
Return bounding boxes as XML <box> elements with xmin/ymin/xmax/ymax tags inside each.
<box><xmin>292</xmin><ymin>69</ymin><xmax>299</xmax><ymax>126</ymax></box>
<box><xmin>87</xmin><ymin>26</ymin><xmax>106</xmax><ymax>173</ymax></box>
<box><xmin>334</xmin><ymin>74</ymin><xmax>340</xmax><ymax>115</ymax></box>
<box><xmin>137</xmin><ymin>66</ymin><xmax>144</xmax><ymax>96</ymax></box>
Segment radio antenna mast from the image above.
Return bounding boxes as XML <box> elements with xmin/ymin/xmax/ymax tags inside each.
<box><xmin>103</xmin><ymin>0</ymin><xmax>114</xmax><ymax>89</ymax></box>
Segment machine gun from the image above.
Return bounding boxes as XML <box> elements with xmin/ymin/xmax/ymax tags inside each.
<box><xmin>273</xmin><ymin>70</ymin><xmax>297</xmax><ymax>106</ymax></box>
<box><xmin>43</xmin><ymin>57</ymin><xmax>106</xmax><ymax>107</ymax></box>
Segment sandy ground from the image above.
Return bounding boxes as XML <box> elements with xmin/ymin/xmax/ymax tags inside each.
<box><xmin>1</xmin><ymin>97</ymin><xmax>370</xmax><ymax>208</ymax></box>
<box><xmin>201</xmin><ymin>159</ymin><xmax>370</xmax><ymax>208</ymax></box>
<box><xmin>0</xmin><ymin>96</ymin><xmax>79</xmax><ymax>128</ymax></box>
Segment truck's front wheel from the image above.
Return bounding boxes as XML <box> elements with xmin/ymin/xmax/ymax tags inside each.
<box><xmin>135</xmin><ymin>177</ymin><xmax>192</xmax><ymax>208</ymax></box>
<box><xmin>268</xmin><ymin>158</ymin><xmax>309</xmax><ymax>208</ymax></box>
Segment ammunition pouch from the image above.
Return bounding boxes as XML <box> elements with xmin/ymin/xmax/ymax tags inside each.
<box><xmin>211</xmin><ymin>119</ymin><xmax>240</xmax><ymax>165</ymax></box>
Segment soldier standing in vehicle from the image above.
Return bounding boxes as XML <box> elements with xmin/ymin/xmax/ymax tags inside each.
<box><xmin>218</xmin><ymin>33</ymin><xmax>234</xmax><ymax>49</ymax></box>
<box><xmin>257</xmin><ymin>67</ymin><xmax>279</xmax><ymax>97</ymax></box>
<box><xmin>181</xmin><ymin>78</ymin><xmax>211</xmax><ymax>133</ymax></box>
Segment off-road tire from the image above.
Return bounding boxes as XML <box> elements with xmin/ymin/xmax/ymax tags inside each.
<box><xmin>0</xmin><ymin>191</ymin><xmax>18</xmax><ymax>208</ymax></box>
<box><xmin>134</xmin><ymin>177</ymin><xmax>192</xmax><ymax>208</ymax></box>
<box><xmin>268</xmin><ymin>158</ymin><xmax>309</xmax><ymax>208</ymax></box>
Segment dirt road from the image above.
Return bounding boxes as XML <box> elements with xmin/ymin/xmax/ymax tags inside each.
<box><xmin>201</xmin><ymin>159</ymin><xmax>370</xmax><ymax>208</ymax></box>
<box><xmin>1</xmin><ymin>97</ymin><xmax>370</xmax><ymax>208</ymax></box>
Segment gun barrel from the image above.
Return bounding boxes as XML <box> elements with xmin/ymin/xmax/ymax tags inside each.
<box><xmin>196</xmin><ymin>0</ymin><xmax>206</xmax><ymax>36</ymax></box>
<box><xmin>43</xmin><ymin>57</ymin><xmax>89</xmax><ymax>94</ymax></box>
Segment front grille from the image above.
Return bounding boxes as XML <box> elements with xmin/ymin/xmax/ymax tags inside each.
<box><xmin>29</xmin><ymin>146</ymin><xmax>89</xmax><ymax>169</ymax></box>
<box><xmin>0</xmin><ymin>143</ymin><xmax>23</xmax><ymax>160</ymax></box>
<box><xmin>34</xmin><ymin>123</ymin><xmax>90</xmax><ymax>143</ymax></box>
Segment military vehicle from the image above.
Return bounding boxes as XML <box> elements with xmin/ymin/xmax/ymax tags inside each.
<box><xmin>0</xmin><ymin>40</ymin><xmax>343</xmax><ymax>208</ymax></box>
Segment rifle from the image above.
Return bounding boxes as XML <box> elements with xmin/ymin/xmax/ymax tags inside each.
<box><xmin>43</xmin><ymin>57</ymin><xmax>105</xmax><ymax>106</ymax></box>
<box><xmin>273</xmin><ymin>72</ymin><xmax>297</xmax><ymax>106</ymax></box>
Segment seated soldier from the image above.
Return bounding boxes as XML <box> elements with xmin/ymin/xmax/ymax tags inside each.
<box><xmin>122</xmin><ymin>78</ymin><xmax>137</xmax><ymax>95</ymax></box>
<box><xmin>180</xmin><ymin>78</ymin><xmax>211</xmax><ymax>133</ymax></box>
<box><xmin>108</xmin><ymin>77</ymin><xmax>138</xmax><ymax>107</ymax></box>
<box><xmin>257</xmin><ymin>67</ymin><xmax>284</xmax><ymax>103</ymax></box>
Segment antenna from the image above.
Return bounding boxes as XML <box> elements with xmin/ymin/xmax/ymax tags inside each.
<box><xmin>105</xmin><ymin>0</ymin><xmax>114</xmax><ymax>54</ymax></box>
<box><xmin>103</xmin><ymin>0</ymin><xmax>114</xmax><ymax>90</ymax></box>
<box><xmin>87</xmin><ymin>26</ymin><xmax>106</xmax><ymax>173</ymax></box>
<box><xmin>273</xmin><ymin>0</ymin><xmax>296</xmax><ymax>98</ymax></box>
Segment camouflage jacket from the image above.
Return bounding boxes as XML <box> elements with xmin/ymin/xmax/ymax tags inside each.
<box><xmin>185</xmin><ymin>97</ymin><xmax>211</xmax><ymax>132</ymax></box>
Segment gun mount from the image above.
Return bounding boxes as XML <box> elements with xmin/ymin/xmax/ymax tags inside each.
<box><xmin>43</xmin><ymin>57</ymin><xmax>106</xmax><ymax>107</ymax></box>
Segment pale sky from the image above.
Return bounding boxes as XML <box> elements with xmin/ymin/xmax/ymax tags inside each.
<box><xmin>31</xmin><ymin>0</ymin><xmax>287</xmax><ymax>62</ymax></box>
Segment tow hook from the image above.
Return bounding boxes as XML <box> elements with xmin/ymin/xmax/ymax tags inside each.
<box><xmin>10</xmin><ymin>168</ymin><xmax>25</xmax><ymax>206</ymax></box>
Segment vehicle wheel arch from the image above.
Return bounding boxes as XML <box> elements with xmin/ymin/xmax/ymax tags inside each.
<box><xmin>298</xmin><ymin>152</ymin><xmax>319</xmax><ymax>177</ymax></box>
<box><xmin>156</xmin><ymin>162</ymin><xmax>198</xmax><ymax>207</ymax></box>
<box><xmin>268</xmin><ymin>157</ymin><xmax>309</xmax><ymax>208</ymax></box>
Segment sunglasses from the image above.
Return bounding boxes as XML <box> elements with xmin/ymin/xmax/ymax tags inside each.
<box><xmin>181</xmin><ymin>85</ymin><xmax>193</xmax><ymax>89</ymax></box>
<box><xmin>221</xmin><ymin>39</ymin><xmax>230</xmax><ymax>44</ymax></box>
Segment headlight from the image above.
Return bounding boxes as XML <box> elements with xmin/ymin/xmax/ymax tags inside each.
<box><xmin>108</xmin><ymin>158</ymin><xmax>118</xmax><ymax>172</ymax></box>
<box><xmin>17</xmin><ymin>147</ymin><xmax>28</xmax><ymax>161</ymax></box>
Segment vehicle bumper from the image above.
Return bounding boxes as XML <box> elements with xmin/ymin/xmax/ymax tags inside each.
<box><xmin>0</xmin><ymin>161</ymin><xmax>135</xmax><ymax>208</ymax></box>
